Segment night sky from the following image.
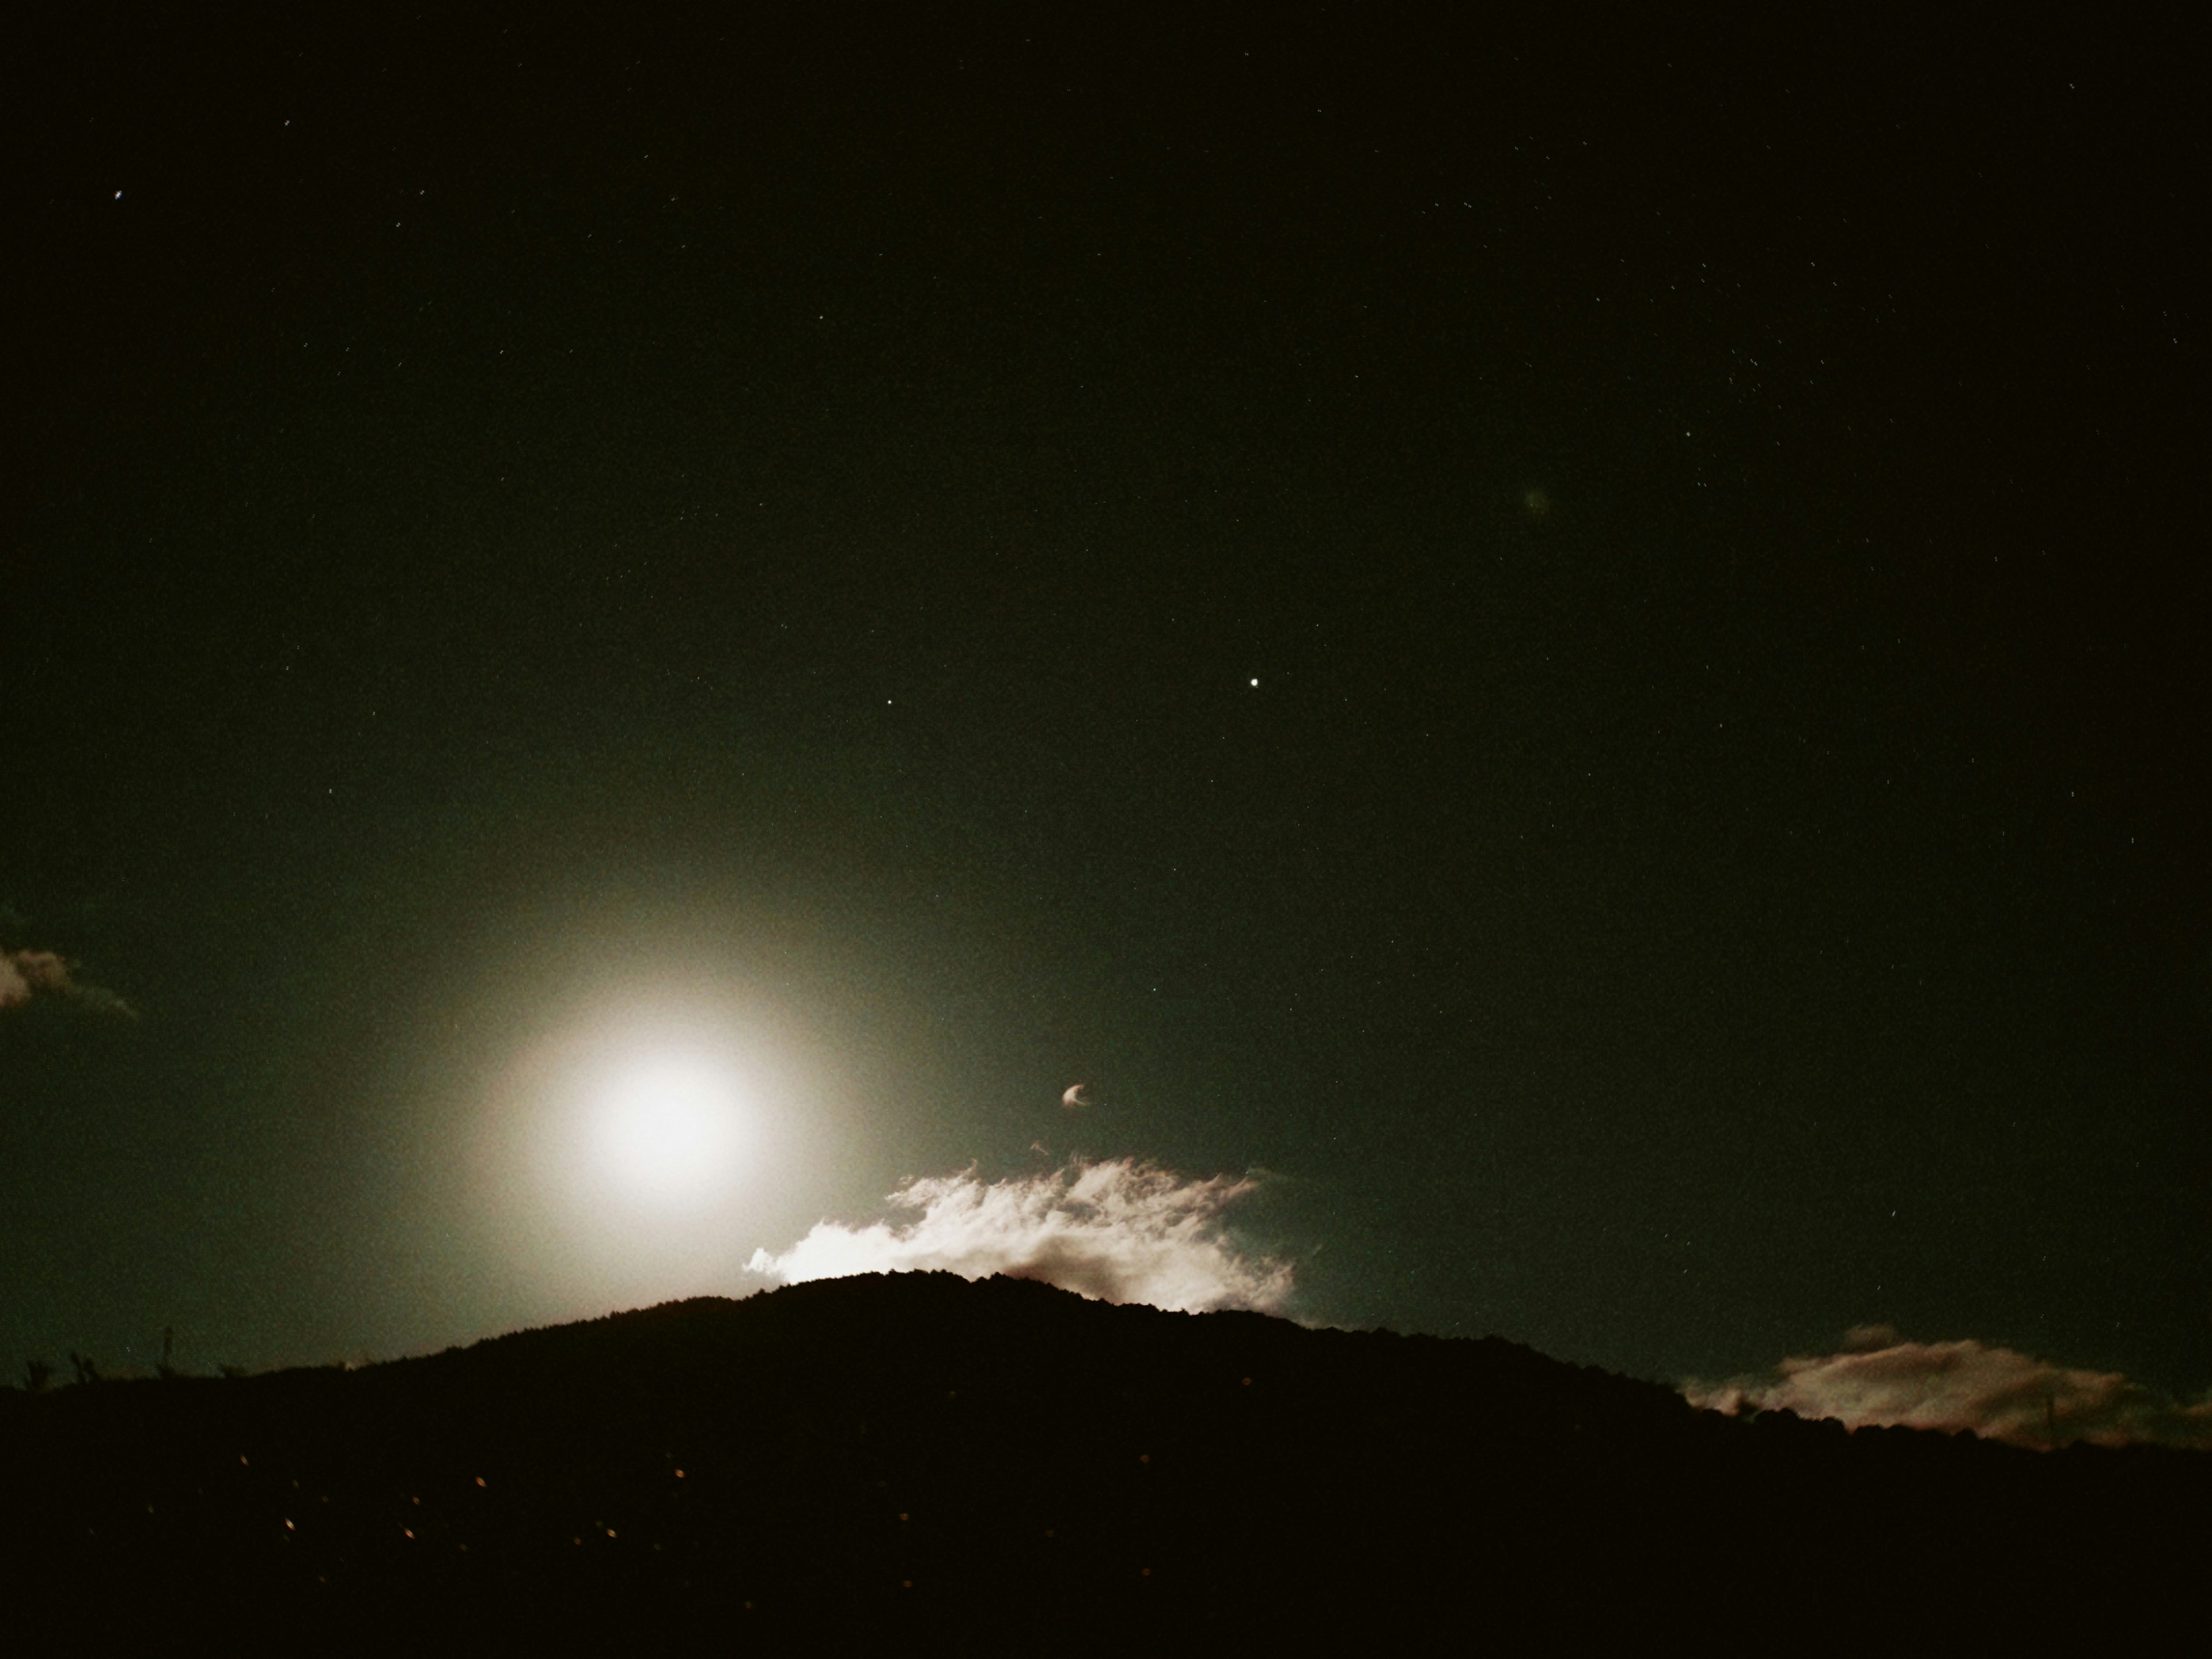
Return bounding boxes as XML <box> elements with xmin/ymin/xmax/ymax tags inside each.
<box><xmin>6</xmin><ymin>10</ymin><xmax>2206</xmax><ymax>1408</ymax></box>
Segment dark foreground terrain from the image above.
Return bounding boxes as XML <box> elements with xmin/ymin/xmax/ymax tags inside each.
<box><xmin>5</xmin><ymin>1274</ymin><xmax>2205</xmax><ymax>1652</ymax></box>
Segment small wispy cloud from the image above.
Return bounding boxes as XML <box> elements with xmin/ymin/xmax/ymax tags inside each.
<box><xmin>747</xmin><ymin>1156</ymin><xmax>1294</xmax><ymax>1314</ymax></box>
<box><xmin>0</xmin><ymin>948</ymin><xmax>135</xmax><ymax>1017</ymax></box>
<box><xmin>1685</xmin><ymin>1331</ymin><xmax>2212</xmax><ymax>1450</ymax></box>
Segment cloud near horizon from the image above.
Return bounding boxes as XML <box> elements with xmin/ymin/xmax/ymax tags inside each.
<box><xmin>1685</xmin><ymin>1329</ymin><xmax>2212</xmax><ymax>1450</ymax></box>
<box><xmin>747</xmin><ymin>1157</ymin><xmax>1294</xmax><ymax>1315</ymax></box>
<box><xmin>0</xmin><ymin>948</ymin><xmax>134</xmax><ymax>1017</ymax></box>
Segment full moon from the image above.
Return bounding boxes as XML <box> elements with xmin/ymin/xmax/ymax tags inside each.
<box><xmin>590</xmin><ymin>1052</ymin><xmax>747</xmax><ymax>1208</ymax></box>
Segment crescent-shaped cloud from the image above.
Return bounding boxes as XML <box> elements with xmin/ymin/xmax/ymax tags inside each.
<box><xmin>1060</xmin><ymin>1083</ymin><xmax>1089</xmax><ymax>1109</ymax></box>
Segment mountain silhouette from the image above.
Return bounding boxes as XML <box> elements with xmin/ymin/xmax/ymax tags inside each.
<box><xmin>6</xmin><ymin>1273</ymin><xmax>2205</xmax><ymax>1650</ymax></box>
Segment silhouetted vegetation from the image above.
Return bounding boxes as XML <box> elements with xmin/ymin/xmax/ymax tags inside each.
<box><xmin>21</xmin><ymin>1358</ymin><xmax>52</xmax><ymax>1393</ymax></box>
<box><xmin>3</xmin><ymin>1275</ymin><xmax>2205</xmax><ymax>1650</ymax></box>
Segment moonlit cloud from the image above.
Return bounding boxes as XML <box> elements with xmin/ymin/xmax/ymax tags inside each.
<box><xmin>747</xmin><ymin>1157</ymin><xmax>1294</xmax><ymax>1314</ymax></box>
<box><xmin>1685</xmin><ymin>1332</ymin><xmax>2212</xmax><ymax>1450</ymax></box>
<box><xmin>0</xmin><ymin>948</ymin><xmax>134</xmax><ymax>1017</ymax></box>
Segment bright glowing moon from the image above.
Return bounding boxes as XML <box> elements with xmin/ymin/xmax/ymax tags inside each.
<box><xmin>592</xmin><ymin>1053</ymin><xmax>746</xmax><ymax>1207</ymax></box>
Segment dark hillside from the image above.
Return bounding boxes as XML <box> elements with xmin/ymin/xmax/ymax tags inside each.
<box><xmin>5</xmin><ymin>1274</ymin><xmax>2204</xmax><ymax>1650</ymax></box>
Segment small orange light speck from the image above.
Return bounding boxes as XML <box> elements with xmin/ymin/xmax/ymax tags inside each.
<box><xmin>1142</xmin><ymin>1567</ymin><xmax>1153</xmax><ymax>1577</ymax></box>
<box><xmin>606</xmin><ymin>1528</ymin><xmax>616</xmax><ymax>1538</ymax></box>
<box><xmin>403</xmin><ymin>1529</ymin><xmax>414</xmax><ymax>1540</ymax></box>
<box><xmin>1242</xmin><ymin>1377</ymin><xmax>1252</xmax><ymax>1386</ymax></box>
<box><xmin>674</xmin><ymin>1469</ymin><xmax>684</xmax><ymax>1478</ymax></box>
<box><xmin>898</xmin><ymin>1512</ymin><xmax>909</xmax><ymax>1522</ymax></box>
<box><xmin>474</xmin><ymin>1477</ymin><xmax>485</xmax><ymax>1487</ymax></box>
<box><xmin>1139</xmin><ymin>1453</ymin><xmax>1150</xmax><ymax>1463</ymax></box>
<box><xmin>285</xmin><ymin>1520</ymin><xmax>294</xmax><ymax>1530</ymax></box>
<box><xmin>902</xmin><ymin>1579</ymin><xmax>913</xmax><ymax>1589</ymax></box>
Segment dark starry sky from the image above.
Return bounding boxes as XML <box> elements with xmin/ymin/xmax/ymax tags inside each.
<box><xmin>5</xmin><ymin>8</ymin><xmax>2206</xmax><ymax>1392</ymax></box>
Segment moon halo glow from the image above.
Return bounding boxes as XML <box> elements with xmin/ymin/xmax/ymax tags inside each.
<box><xmin>590</xmin><ymin>1052</ymin><xmax>748</xmax><ymax>1209</ymax></box>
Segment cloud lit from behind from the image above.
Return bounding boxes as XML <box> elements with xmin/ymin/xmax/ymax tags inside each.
<box><xmin>1685</xmin><ymin>1327</ymin><xmax>2212</xmax><ymax>1450</ymax></box>
<box><xmin>747</xmin><ymin>1157</ymin><xmax>1294</xmax><ymax>1314</ymax></box>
